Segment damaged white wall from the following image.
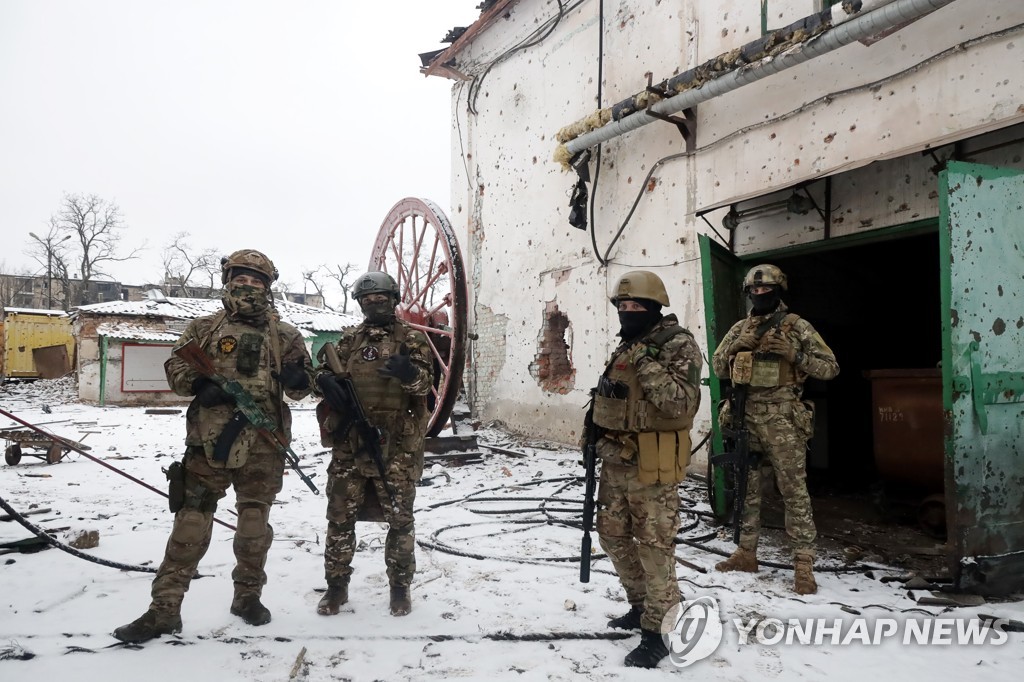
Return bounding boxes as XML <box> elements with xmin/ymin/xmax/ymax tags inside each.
<box><xmin>439</xmin><ymin>0</ymin><xmax>1024</xmax><ymax>445</ymax></box>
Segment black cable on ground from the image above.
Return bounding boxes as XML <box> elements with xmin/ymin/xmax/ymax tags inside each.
<box><xmin>0</xmin><ymin>492</ymin><xmax>158</xmax><ymax>574</ymax></box>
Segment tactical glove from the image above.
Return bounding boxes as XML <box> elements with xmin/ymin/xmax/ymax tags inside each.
<box><xmin>272</xmin><ymin>360</ymin><xmax>310</xmax><ymax>390</ymax></box>
<box><xmin>762</xmin><ymin>333</ymin><xmax>798</xmax><ymax>363</ymax></box>
<box><xmin>730</xmin><ymin>330</ymin><xmax>759</xmax><ymax>354</ymax></box>
<box><xmin>315</xmin><ymin>373</ymin><xmax>349</xmax><ymax>412</ymax></box>
<box><xmin>191</xmin><ymin>377</ymin><xmax>234</xmax><ymax>408</ymax></box>
<box><xmin>378</xmin><ymin>352</ymin><xmax>418</xmax><ymax>383</ymax></box>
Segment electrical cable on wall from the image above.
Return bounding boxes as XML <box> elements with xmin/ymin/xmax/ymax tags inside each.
<box><xmin>466</xmin><ymin>0</ymin><xmax>572</xmax><ymax>115</ymax></box>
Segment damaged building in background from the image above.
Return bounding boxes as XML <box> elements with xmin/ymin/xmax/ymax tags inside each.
<box><xmin>422</xmin><ymin>0</ymin><xmax>1024</xmax><ymax>594</ymax></box>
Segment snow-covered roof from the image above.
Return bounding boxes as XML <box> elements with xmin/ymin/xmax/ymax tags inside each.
<box><xmin>95</xmin><ymin>323</ymin><xmax>180</xmax><ymax>343</ymax></box>
<box><xmin>2</xmin><ymin>307</ymin><xmax>69</xmax><ymax>317</ymax></box>
<box><xmin>76</xmin><ymin>297</ymin><xmax>359</xmax><ymax>333</ymax></box>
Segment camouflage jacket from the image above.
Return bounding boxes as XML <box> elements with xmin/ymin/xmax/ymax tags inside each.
<box><xmin>313</xmin><ymin>318</ymin><xmax>433</xmax><ymax>454</ymax></box>
<box><xmin>711</xmin><ymin>303</ymin><xmax>839</xmax><ymax>403</ymax></box>
<box><xmin>596</xmin><ymin>314</ymin><xmax>703</xmax><ymax>461</ymax></box>
<box><xmin>165</xmin><ymin>309</ymin><xmax>314</xmax><ymax>464</ymax></box>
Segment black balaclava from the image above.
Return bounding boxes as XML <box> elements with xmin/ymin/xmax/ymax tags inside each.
<box><xmin>617</xmin><ymin>298</ymin><xmax>663</xmax><ymax>340</ymax></box>
<box><xmin>360</xmin><ymin>296</ymin><xmax>397</xmax><ymax>326</ymax></box>
<box><xmin>749</xmin><ymin>285</ymin><xmax>782</xmax><ymax>316</ymax></box>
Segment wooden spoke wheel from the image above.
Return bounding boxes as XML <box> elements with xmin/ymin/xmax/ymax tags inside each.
<box><xmin>5</xmin><ymin>444</ymin><xmax>22</xmax><ymax>466</ymax></box>
<box><xmin>46</xmin><ymin>442</ymin><xmax>63</xmax><ymax>464</ymax></box>
<box><xmin>372</xmin><ymin>198</ymin><xmax>468</xmax><ymax>437</ymax></box>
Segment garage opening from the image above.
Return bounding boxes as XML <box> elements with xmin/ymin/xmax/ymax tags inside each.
<box><xmin>753</xmin><ymin>229</ymin><xmax>947</xmax><ymax>572</ymax></box>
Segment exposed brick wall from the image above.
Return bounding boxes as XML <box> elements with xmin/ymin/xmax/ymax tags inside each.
<box><xmin>469</xmin><ymin>303</ymin><xmax>508</xmax><ymax>415</ymax></box>
<box><xmin>529</xmin><ymin>301</ymin><xmax>575</xmax><ymax>394</ymax></box>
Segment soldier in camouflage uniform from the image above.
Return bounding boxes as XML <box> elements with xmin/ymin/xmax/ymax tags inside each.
<box><xmin>712</xmin><ymin>264</ymin><xmax>838</xmax><ymax>595</ymax></box>
<box><xmin>113</xmin><ymin>249</ymin><xmax>314</xmax><ymax>643</ymax></box>
<box><xmin>312</xmin><ymin>271</ymin><xmax>433</xmax><ymax>617</ymax></box>
<box><xmin>590</xmin><ymin>271</ymin><xmax>703</xmax><ymax>669</ymax></box>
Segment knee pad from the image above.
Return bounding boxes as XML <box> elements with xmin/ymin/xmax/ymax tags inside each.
<box><xmin>237</xmin><ymin>504</ymin><xmax>270</xmax><ymax>539</ymax></box>
<box><xmin>172</xmin><ymin>508</ymin><xmax>212</xmax><ymax>545</ymax></box>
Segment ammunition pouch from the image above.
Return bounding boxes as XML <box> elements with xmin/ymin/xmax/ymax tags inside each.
<box><xmin>636</xmin><ymin>429</ymin><xmax>691</xmax><ymax>484</ymax></box>
<box><xmin>164</xmin><ymin>460</ymin><xmax>186</xmax><ymax>513</ymax></box>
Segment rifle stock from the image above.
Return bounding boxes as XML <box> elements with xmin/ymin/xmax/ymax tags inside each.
<box><xmin>173</xmin><ymin>338</ymin><xmax>320</xmax><ymax>495</ymax></box>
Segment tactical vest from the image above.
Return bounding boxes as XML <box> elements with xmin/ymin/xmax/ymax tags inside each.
<box><xmin>730</xmin><ymin>313</ymin><xmax>801</xmax><ymax>388</ymax></box>
<box><xmin>345</xmin><ymin>323</ymin><xmax>414</xmax><ymax>416</ymax></box>
<box><xmin>593</xmin><ymin>323</ymin><xmax>694</xmax><ymax>433</ymax></box>
<box><xmin>593</xmin><ymin>321</ymin><xmax>695</xmax><ymax>485</ymax></box>
<box><xmin>192</xmin><ymin>310</ymin><xmax>286</xmax><ymax>467</ymax></box>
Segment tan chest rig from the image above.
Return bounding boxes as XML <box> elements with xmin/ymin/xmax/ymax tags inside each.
<box><xmin>730</xmin><ymin>312</ymin><xmax>800</xmax><ymax>388</ymax></box>
<box><xmin>192</xmin><ymin>310</ymin><xmax>285</xmax><ymax>468</ymax></box>
<box><xmin>592</xmin><ymin>322</ymin><xmax>694</xmax><ymax>485</ymax></box>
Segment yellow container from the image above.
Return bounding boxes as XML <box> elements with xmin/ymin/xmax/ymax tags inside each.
<box><xmin>1</xmin><ymin>309</ymin><xmax>75</xmax><ymax>379</ymax></box>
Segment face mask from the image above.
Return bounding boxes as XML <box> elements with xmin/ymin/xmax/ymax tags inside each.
<box><xmin>223</xmin><ymin>282</ymin><xmax>270</xmax><ymax>319</ymax></box>
<box><xmin>618</xmin><ymin>310</ymin><xmax>661</xmax><ymax>340</ymax></box>
<box><xmin>360</xmin><ymin>299</ymin><xmax>395</xmax><ymax>326</ymax></box>
<box><xmin>749</xmin><ymin>288</ymin><xmax>781</xmax><ymax>315</ymax></box>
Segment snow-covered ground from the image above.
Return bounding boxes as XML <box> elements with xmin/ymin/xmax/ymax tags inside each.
<box><xmin>1</xmin><ymin>378</ymin><xmax>1022</xmax><ymax>681</ymax></box>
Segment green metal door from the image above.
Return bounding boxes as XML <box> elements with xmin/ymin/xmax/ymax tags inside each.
<box><xmin>940</xmin><ymin>160</ymin><xmax>1024</xmax><ymax>595</ymax></box>
<box><xmin>698</xmin><ymin>234</ymin><xmax>746</xmax><ymax>517</ymax></box>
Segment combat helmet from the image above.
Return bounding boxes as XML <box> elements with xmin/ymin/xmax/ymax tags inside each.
<box><xmin>742</xmin><ymin>264</ymin><xmax>787</xmax><ymax>292</ymax></box>
<box><xmin>352</xmin><ymin>271</ymin><xmax>401</xmax><ymax>303</ymax></box>
<box><xmin>611</xmin><ymin>271</ymin><xmax>670</xmax><ymax>307</ymax></box>
<box><xmin>221</xmin><ymin>249</ymin><xmax>279</xmax><ymax>286</ymax></box>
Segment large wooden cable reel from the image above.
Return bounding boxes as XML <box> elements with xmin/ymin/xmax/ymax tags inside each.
<box><xmin>371</xmin><ymin>198</ymin><xmax>468</xmax><ymax>437</ymax></box>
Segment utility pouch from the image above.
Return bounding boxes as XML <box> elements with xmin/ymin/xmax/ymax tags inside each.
<box><xmin>164</xmin><ymin>460</ymin><xmax>186</xmax><ymax>513</ymax></box>
<box><xmin>750</xmin><ymin>355</ymin><xmax>782</xmax><ymax>387</ymax></box>
<box><xmin>236</xmin><ymin>332</ymin><xmax>264</xmax><ymax>375</ymax></box>
<box><xmin>731</xmin><ymin>351</ymin><xmax>754</xmax><ymax>385</ymax></box>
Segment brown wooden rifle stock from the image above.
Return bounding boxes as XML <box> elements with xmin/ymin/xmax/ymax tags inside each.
<box><xmin>174</xmin><ymin>339</ymin><xmax>319</xmax><ymax>494</ymax></box>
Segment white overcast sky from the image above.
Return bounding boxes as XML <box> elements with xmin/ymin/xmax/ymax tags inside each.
<box><xmin>0</xmin><ymin>0</ymin><xmax>478</xmax><ymax>300</ymax></box>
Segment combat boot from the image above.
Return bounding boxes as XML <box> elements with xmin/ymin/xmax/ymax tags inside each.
<box><xmin>389</xmin><ymin>585</ymin><xmax>412</xmax><ymax>616</ymax></box>
<box><xmin>623</xmin><ymin>628</ymin><xmax>670</xmax><ymax>669</ymax></box>
<box><xmin>112</xmin><ymin>609</ymin><xmax>182</xmax><ymax>644</ymax></box>
<box><xmin>715</xmin><ymin>547</ymin><xmax>758</xmax><ymax>573</ymax></box>
<box><xmin>230</xmin><ymin>594</ymin><xmax>272</xmax><ymax>626</ymax></box>
<box><xmin>607</xmin><ymin>605</ymin><xmax>644</xmax><ymax>630</ymax></box>
<box><xmin>317</xmin><ymin>581</ymin><xmax>349</xmax><ymax>616</ymax></box>
<box><xmin>793</xmin><ymin>554</ymin><xmax>817</xmax><ymax>595</ymax></box>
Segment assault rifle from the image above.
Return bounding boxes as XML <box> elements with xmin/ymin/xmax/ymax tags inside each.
<box><xmin>173</xmin><ymin>339</ymin><xmax>320</xmax><ymax>495</ymax></box>
<box><xmin>579</xmin><ymin>395</ymin><xmax>599</xmax><ymax>583</ymax></box>
<box><xmin>316</xmin><ymin>343</ymin><xmax>399</xmax><ymax>513</ymax></box>
<box><xmin>711</xmin><ymin>383</ymin><xmax>752</xmax><ymax>544</ymax></box>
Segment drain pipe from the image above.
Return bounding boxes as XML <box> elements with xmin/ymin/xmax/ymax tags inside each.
<box><xmin>564</xmin><ymin>0</ymin><xmax>958</xmax><ymax>156</ymax></box>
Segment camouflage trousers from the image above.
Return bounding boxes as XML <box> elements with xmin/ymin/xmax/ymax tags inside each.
<box><xmin>738</xmin><ymin>400</ymin><xmax>817</xmax><ymax>558</ymax></box>
<box><xmin>150</xmin><ymin>445</ymin><xmax>284</xmax><ymax>616</ymax></box>
<box><xmin>596</xmin><ymin>460</ymin><xmax>681</xmax><ymax>632</ymax></box>
<box><xmin>324</xmin><ymin>449</ymin><xmax>422</xmax><ymax>588</ymax></box>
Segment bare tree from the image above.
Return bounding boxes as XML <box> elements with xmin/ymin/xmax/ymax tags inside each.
<box><xmin>325</xmin><ymin>262</ymin><xmax>358</xmax><ymax>314</ymax></box>
<box><xmin>161</xmin><ymin>232</ymin><xmax>220</xmax><ymax>298</ymax></box>
<box><xmin>301</xmin><ymin>267</ymin><xmax>335</xmax><ymax>311</ymax></box>
<box><xmin>52</xmin><ymin>193</ymin><xmax>143</xmax><ymax>304</ymax></box>
<box><xmin>27</xmin><ymin>226</ymin><xmax>73</xmax><ymax>309</ymax></box>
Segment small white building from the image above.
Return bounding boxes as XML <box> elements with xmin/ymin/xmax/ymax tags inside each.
<box><xmin>73</xmin><ymin>295</ymin><xmax>358</xmax><ymax>406</ymax></box>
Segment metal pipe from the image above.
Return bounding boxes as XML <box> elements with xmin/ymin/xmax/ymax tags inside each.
<box><xmin>0</xmin><ymin>407</ymin><xmax>237</xmax><ymax>531</ymax></box>
<box><xmin>565</xmin><ymin>0</ymin><xmax>957</xmax><ymax>155</ymax></box>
